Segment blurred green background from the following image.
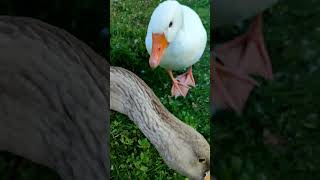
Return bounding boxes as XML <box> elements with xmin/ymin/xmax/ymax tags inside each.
<box><xmin>0</xmin><ymin>0</ymin><xmax>107</xmax><ymax>179</ymax></box>
<box><xmin>213</xmin><ymin>0</ymin><xmax>320</xmax><ymax>179</ymax></box>
<box><xmin>110</xmin><ymin>0</ymin><xmax>210</xmax><ymax>179</ymax></box>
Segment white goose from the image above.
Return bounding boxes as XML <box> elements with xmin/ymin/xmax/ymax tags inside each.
<box><xmin>145</xmin><ymin>0</ymin><xmax>207</xmax><ymax>97</ymax></box>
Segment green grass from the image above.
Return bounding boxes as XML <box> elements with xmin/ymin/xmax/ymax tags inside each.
<box><xmin>110</xmin><ymin>0</ymin><xmax>210</xmax><ymax>179</ymax></box>
<box><xmin>213</xmin><ymin>0</ymin><xmax>320</xmax><ymax>179</ymax></box>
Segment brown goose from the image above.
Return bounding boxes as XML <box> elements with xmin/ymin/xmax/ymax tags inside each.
<box><xmin>0</xmin><ymin>16</ymin><xmax>210</xmax><ymax>180</ymax></box>
<box><xmin>0</xmin><ymin>16</ymin><xmax>109</xmax><ymax>180</ymax></box>
<box><xmin>111</xmin><ymin>66</ymin><xmax>210</xmax><ymax>179</ymax></box>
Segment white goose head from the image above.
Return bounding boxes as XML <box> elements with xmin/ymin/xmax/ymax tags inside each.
<box><xmin>146</xmin><ymin>0</ymin><xmax>184</xmax><ymax>68</ymax></box>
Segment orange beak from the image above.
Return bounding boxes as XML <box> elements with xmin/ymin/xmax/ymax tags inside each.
<box><xmin>149</xmin><ymin>33</ymin><xmax>168</xmax><ymax>69</ymax></box>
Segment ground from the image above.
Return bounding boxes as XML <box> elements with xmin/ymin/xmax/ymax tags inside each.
<box><xmin>110</xmin><ymin>0</ymin><xmax>210</xmax><ymax>179</ymax></box>
<box><xmin>213</xmin><ymin>0</ymin><xmax>320</xmax><ymax>179</ymax></box>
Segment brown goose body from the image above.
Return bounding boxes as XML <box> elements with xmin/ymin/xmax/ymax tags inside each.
<box><xmin>0</xmin><ymin>16</ymin><xmax>109</xmax><ymax>180</ymax></box>
<box><xmin>111</xmin><ymin>67</ymin><xmax>210</xmax><ymax>179</ymax></box>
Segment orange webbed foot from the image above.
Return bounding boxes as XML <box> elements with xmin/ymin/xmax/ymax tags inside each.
<box><xmin>171</xmin><ymin>80</ymin><xmax>190</xmax><ymax>98</ymax></box>
<box><xmin>216</xmin><ymin>14</ymin><xmax>273</xmax><ymax>80</ymax></box>
<box><xmin>176</xmin><ymin>66</ymin><xmax>195</xmax><ymax>87</ymax></box>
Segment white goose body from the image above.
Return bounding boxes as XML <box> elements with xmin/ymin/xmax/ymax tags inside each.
<box><xmin>213</xmin><ymin>0</ymin><xmax>278</xmax><ymax>27</ymax></box>
<box><xmin>145</xmin><ymin>1</ymin><xmax>207</xmax><ymax>71</ymax></box>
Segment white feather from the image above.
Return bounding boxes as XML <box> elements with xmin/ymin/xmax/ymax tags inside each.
<box><xmin>145</xmin><ymin>0</ymin><xmax>207</xmax><ymax>71</ymax></box>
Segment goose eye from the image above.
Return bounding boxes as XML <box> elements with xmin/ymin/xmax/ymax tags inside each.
<box><xmin>169</xmin><ymin>21</ymin><xmax>173</xmax><ymax>28</ymax></box>
<box><xmin>199</xmin><ymin>158</ymin><xmax>206</xmax><ymax>163</ymax></box>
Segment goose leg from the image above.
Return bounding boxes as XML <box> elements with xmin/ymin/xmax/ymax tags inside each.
<box><xmin>176</xmin><ymin>66</ymin><xmax>196</xmax><ymax>87</ymax></box>
<box><xmin>215</xmin><ymin>13</ymin><xmax>273</xmax><ymax>80</ymax></box>
<box><xmin>167</xmin><ymin>70</ymin><xmax>190</xmax><ymax>97</ymax></box>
